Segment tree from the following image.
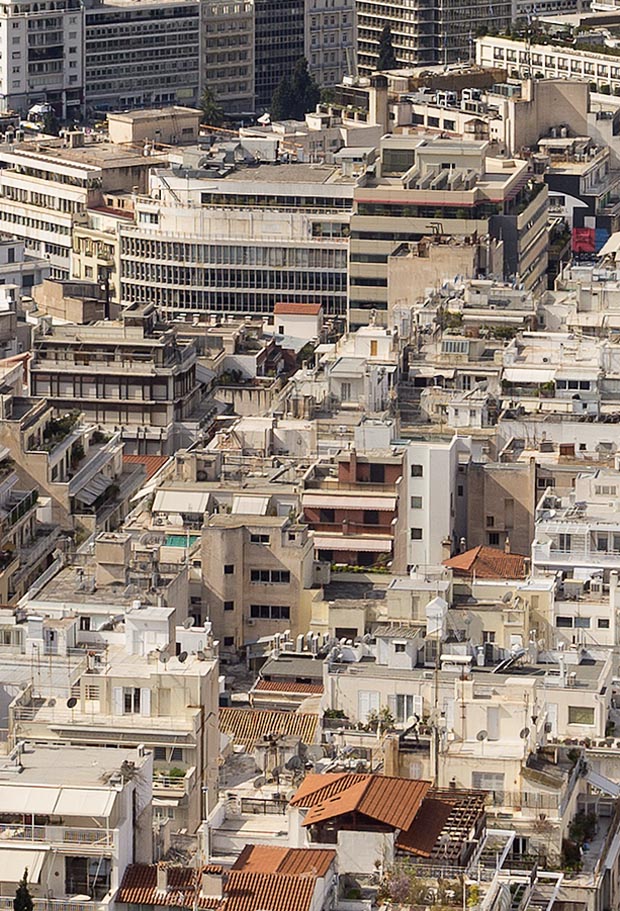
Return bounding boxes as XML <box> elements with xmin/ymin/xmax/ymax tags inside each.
<box><xmin>14</xmin><ymin>869</ymin><xmax>33</xmax><ymax>911</ymax></box>
<box><xmin>199</xmin><ymin>86</ymin><xmax>224</xmax><ymax>126</ymax></box>
<box><xmin>270</xmin><ymin>57</ymin><xmax>320</xmax><ymax>121</ymax></box>
<box><xmin>42</xmin><ymin>110</ymin><xmax>60</xmax><ymax>136</ymax></box>
<box><xmin>377</xmin><ymin>23</ymin><xmax>398</xmax><ymax>71</ymax></box>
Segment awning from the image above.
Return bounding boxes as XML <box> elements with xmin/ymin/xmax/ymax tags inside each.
<box><xmin>54</xmin><ymin>787</ymin><xmax>115</xmax><ymax>818</ymax></box>
<box><xmin>302</xmin><ymin>493</ymin><xmax>396</xmax><ymax>511</ymax></box>
<box><xmin>153</xmin><ymin>489</ymin><xmax>210</xmax><ymax>514</ymax></box>
<box><xmin>313</xmin><ymin>534</ymin><xmax>392</xmax><ymax>553</ymax></box>
<box><xmin>503</xmin><ymin>367</ymin><xmax>556</xmax><ymax>384</ymax></box>
<box><xmin>73</xmin><ymin>472</ymin><xmax>111</xmax><ymax>506</ymax></box>
<box><xmin>0</xmin><ymin>848</ymin><xmax>48</xmax><ymax>883</ymax></box>
<box><xmin>231</xmin><ymin>495</ymin><xmax>269</xmax><ymax>515</ymax></box>
<box><xmin>411</xmin><ymin>366</ymin><xmax>456</xmax><ymax>379</ymax></box>
<box><xmin>0</xmin><ymin>786</ymin><xmax>58</xmax><ymax>815</ymax></box>
<box><xmin>152</xmin><ymin>797</ymin><xmax>180</xmax><ymax>808</ymax></box>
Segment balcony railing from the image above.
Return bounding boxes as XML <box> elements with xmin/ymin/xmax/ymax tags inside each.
<box><xmin>4</xmin><ymin>489</ymin><xmax>38</xmax><ymax>528</ymax></box>
<box><xmin>0</xmin><ymin>822</ymin><xmax>114</xmax><ymax>848</ymax></box>
<box><xmin>0</xmin><ymin>898</ymin><xmax>105</xmax><ymax>911</ymax></box>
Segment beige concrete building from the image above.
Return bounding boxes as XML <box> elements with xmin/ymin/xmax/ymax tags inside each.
<box><xmin>202</xmin><ymin>0</ymin><xmax>255</xmax><ymax>114</ymax></box>
<box><xmin>107</xmin><ymin>107</ymin><xmax>202</xmax><ymax>146</ymax></box>
<box><xmin>201</xmin><ymin>514</ymin><xmax>316</xmax><ymax>651</ymax></box>
<box><xmin>464</xmin><ymin>460</ymin><xmax>537</xmax><ymax>555</ymax></box>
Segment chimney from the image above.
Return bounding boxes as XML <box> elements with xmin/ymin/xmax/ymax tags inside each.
<box><xmin>349</xmin><ymin>447</ymin><xmax>357</xmax><ymax>482</ymax></box>
<box><xmin>156</xmin><ymin>864</ymin><xmax>168</xmax><ymax>894</ymax></box>
<box><xmin>504</xmin><ymin>536</ymin><xmax>511</xmax><ymax>554</ymax></box>
<box><xmin>441</xmin><ymin>537</ymin><xmax>452</xmax><ymax>561</ymax></box>
<box><xmin>201</xmin><ymin>871</ymin><xmax>223</xmax><ymax>901</ymax></box>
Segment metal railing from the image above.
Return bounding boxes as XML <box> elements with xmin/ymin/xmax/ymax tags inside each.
<box><xmin>0</xmin><ymin>822</ymin><xmax>114</xmax><ymax>847</ymax></box>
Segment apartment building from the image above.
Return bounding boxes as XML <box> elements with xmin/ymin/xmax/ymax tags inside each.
<box><xmin>0</xmin><ymin>0</ymin><xmax>84</xmax><ymax>117</ymax></box>
<box><xmin>201</xmin><ymin>514</ymin><xmax>315</xmax><ymax>651</ymax></box>
<box><xmin>83</xmin><ymin>0</ymin><xmax>200</xmax><ymax>111</ymax></box>
<box><xmin>119</xmin><ymin>157</ymin><xmax>357</xmax><ymax>318</ymax></box>
<box><xmin>0</xmin><ymin>233</ymin><xmax>49</xmax><ymax>298</ymax></box>
<box><xmin>305</xmin><ymin>0</ymin><xmax>356</xmax><ymax>87</ymax></box>
<box><xmin>356</xmin><ymin>0</ymin><xmax>511</xmax><ymax>75</ymax></box>
<box><xmin>476</xmin><ymin>33</ymin><xmax>620</xmax><ymax>94</ymax></box>
<box><xmin>0</xmin><ymin>743</ymin><xmax>152</xmax><ymax>906</ymax></box>
<box><xmin>302</xmin><ymin>448</ymin><xmax>404</xmax><ymax>568</ymax></box>
<box><xmin>0</xmin><ymin>134</ymin><xmax>164</xmax><ymax>279</ymax></box>
<box><xmin>28</xmin><ymin>302</ymin><xmax>201</xmax><ymax>455</ymax></box>
<box><xmin>254</xmin><ymin>0</ymin><xmax>304</xmax><ymax>109</ymax></box>
<box><xmin>203</xmin><ymin>0</ymin><xmax>255</xmax><ymax>114</ymax></box>
<box><xmin>349</xmin><ymin>135</ymin><xmax>549</xmax><ymax>328</ymax></box>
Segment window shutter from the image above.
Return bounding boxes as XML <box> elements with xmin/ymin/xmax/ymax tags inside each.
<box><xmin>112</xmin><ymin>687</ymin><xmax>123</xmax><ymax>715</ymax></box>
<box><xmin>140</xmin><ymin>688</ymin><xmax>151</xmax><ymax>717</ymax></box>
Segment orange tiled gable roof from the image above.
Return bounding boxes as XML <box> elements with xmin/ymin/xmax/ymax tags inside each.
<box><xmin>291</xmin><ymin>773</ymin><xmax>431</xmax><ymax>830</ymax></box>
<box><xmin>232</xmin><ymin>845</ymin><xmax>335</xmax><ymax>877</ymax></box>
<box><xmin>443</xmin><ymin>545</ymin><xmax>527</xmax><ymax>580</ymax></box>
<box><xmin>219</xmin><ymin>708</ymin><xmax>319</xmax><ymax>752</ymax></box>
<box><xmin>273</xmin><ymin>302</ymin><xmax>322</xmax><ymax>316</ymax></box>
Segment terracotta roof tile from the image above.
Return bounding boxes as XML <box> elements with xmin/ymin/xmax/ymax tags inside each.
<box><xmin>232</xmin><ymin>845</ymin><xmax>335</xmax><ymax>878</ymax></box>
<box><xmin>123</xmin><ymin>454</ymin><xmax>170</xmax><ymax>481</ymax></box>
<box><xmin>253</xmin><ymin>680</ymin><xmax>324</xmax><ymax>695</ymax></box>
<box><xmin>443</xmin><ymin>545</ymin><xmax>527</xmax><ymax>580</ymax></box>
<box><xmin>273</xmin><ymin>302</ymin><xmax>322</xmax><ymax>316</ymax></box>
<box><xmin>116</xmin><ymin>865</ymin><xmax>218</xmax><ymax>909</ymax></box>
<box><xmin>219</xmin><ymin>708</ymin><xmax>319</xmax><ymax>752</ymax></box>
<box><xmin>225</xmin><ymin>871</ymin><xmax>316</xmax><ymax>911</ymax></box>
<box><xmin>292</xmin><ymin>773</ymin><xmax>431</xmax><ymax>830</ymax></box>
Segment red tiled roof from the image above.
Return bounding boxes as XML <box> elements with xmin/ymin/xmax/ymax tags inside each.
<box><xmin>225</xmin><ymin>871</ymin><xmax>316</xmax><ymax>911</ymax></box>
<box><xmin>117</xmin><ymin>865</ymin><xmax>320</xmax><ymax>911</ymax></box>
<box><xmin>395</xmin><ymin>797</ymin><xmax>453</xmax><ymax>857</ymax></box>
<box><xmin>443</xmin><ymin>545</ymin><xmax>527</xmax><ymax>580</ymax></box>
<box><xmin>116</xmin><ymin>865</ymin><xmax>219</xmax><ymax>909</ymax></box>
<box><xmin>219</xmin><ymin>708</ymin><xmax>319</xmax><ymax>751</ymax></box>
<box><xmin>291</xmin><ymin>773</ymin><xmax>431</xmax><ymax>830</ymax></box>
<box><xmin>232</xmin><ymin>845</ymin><xmax>335</xmax><ymax>878</ymax></box>
<box><xmin>123</xmin><ymin>454</ymin><xmax>170</xmax><ymax>481</ymax></box>
<box><xmin>273</xmin><ymin>302</ymin><xmax>322</xmax><ymax>316</ymax></box>
<box><xmin>253</xmin><ymin>679</ymin><xmax>324</xmax><ymax>695</ymax></box>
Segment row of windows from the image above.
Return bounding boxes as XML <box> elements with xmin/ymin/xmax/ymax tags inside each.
<box><xmin>201</xmin><ymin>192</ymin><xmax>351</xmax><ymax>210</ymax></box>
<box><xmin>122</xmin><ymin>263</ymin><xmax>346</xmax><ymax>291</ymax></box>
<box><xmin>556</xmin><ymin>615</ymin><xmax>610</xmax><ymax>630</ymax></box>
<box><xmin>121</xmin><ymin>237</ymin><xmax>347</xmax><ymax>269</ymax></box>
<box><xmin>0</xmin><ymin>209</ymin><xmax>71</xmax><ymax>236</ymax></box>
<box><xmin>356</xmin><ymin>202</ymin><xmax>502</xmax><ymax>219</ymax></box>
<box><xmin>249</xmin><ymin>604</ymin><xmax>290</xmax><ymax>619</ymax></box>
<box><xmin>250</xmin><ymin>569</ymin><xmax>291</xmax><ymax>583</ymax></box>
<box><xmin>122</xmin><ymin>283</ymin><xmax>345</xmax><ymax>315</ymax></box>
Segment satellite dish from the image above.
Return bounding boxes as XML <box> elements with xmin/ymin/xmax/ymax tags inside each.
<box><xmin>502</xmin><ymin>591</ymin><xmax>514</xmax><ymax>603</ymax></box>
<box><xmin>48</xmin><ymin>698</ymin><xmax>56</xmax><ymax>707</ymax></box>
<box><xmin>178</xmin><ymin>651</ymin><xmax>188</xmax><ymax>663</ymax></box>
<box><xmin>160</xmin><ymin>654</ymin><xmax>170</xmax><ymax>664</ymax></box>
<box><xmin>286</xmin><ymin>755</ymin><xmax>303</xmax><ymax>771</ymax></box>
<box><xmin>67</xmin><ymin>697</ymin><xmax>78</xmax><ymax>709</ymax></box>
<box><xmin>253</xmin><ymin>776</ymin><xmax>266</xmax><ymax>788</ymax></box>
<box><xmin>520</xmin><ymin>727</ymin><xmax>531</xmax><ymax>739</ymax></box>
<box><xmin>183</xmin><ymin>617</ymin><xmax>195</xmax><ymax>629</ymax></box>
<box><xmin>476</xmin><ymin>730</ymin><xmax>488</xmax><ymax>741</ymax></box>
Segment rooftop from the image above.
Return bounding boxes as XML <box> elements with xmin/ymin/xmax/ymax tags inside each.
<box><xmin>0</xmin><ymin>743</ymin><xmax>145</xmax><ymax>788</ymax></box>
<box><xmin>443</xmin><ymin>545</ymin><xmax>528</xmax><ymax>579</ymax></box>
<box><xmin>219</xmin><ymin>708</ymin><xmax>319</xmax><ymax>752</ymax></box>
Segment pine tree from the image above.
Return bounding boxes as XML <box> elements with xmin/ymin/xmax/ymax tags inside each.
<box><xmin>377</xmin><ymin>23</ymin><xmax>398</xmax><ymax>71</ymax></box>
<box><xmin>270</xmin><ymin>76</ymin><xmax>295</xmax><ymax>120</ymax></box>
<box><xmin>14</xmin><ymin>870</ymin><xmax>33</xmax><ymax>911</ymax></box>
<box><xmin>270</xmin><ymin>58</ymin><xmax>320</xmax><ymax>121</ymax></box>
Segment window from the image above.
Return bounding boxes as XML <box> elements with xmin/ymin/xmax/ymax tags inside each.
<box><xmin>154</xmin><ymin>747</ymin><xmax>166</xmax><ymax>761</ymax></box>
<box><xmin>364</xmin><ymin>509</ymin><xmax>379</xmax><ymax>525</ymax></box>
<box><xmin>568</xmin><ymin>706</ymin><xmax>594</xmax><ymax>725</ymax></box>
<box><xmin>224</xmin><ymin>601</ymin><xmax>234</xmax><ymax>611</ymax></box>
<box><xmin>488</xmin><ymin>532</ymin><xmax>500</xmax><ymax>546</ymax></box>
<box><xmin>224</xmin><ymin>564</ymin><xmax>234</xmax><ymax>574</ymax></box>
<box><xmin>556</xmin><ymin>616</ymin><xmax>573</xmax><ymax>628</ymax></box>
<box><xmin>410</xmin><ymin>528</ymin><xmax>423</xmax><ymax>540</ymax></box>
<box><xmin>457</xmin><ymin>485</ymin><xmax>464</xmax><ymax>497</ymax></box>
<box><xmin>472</xmin><ymin>771</ymin><xmax>504</xmax><ymax>792</ymax></box>
<box><xmin>486</xmin><ymin>515</ymin><xmax>494</xmax><ymax>527</ymax></box>
<box><xmin>410</xmin><ymin>496</ymin><xmax>422</xmax><ymax>509</ymax></box>
<box><xmin>395</xmin><ymin>693</ymin><xmax>421</xmax><ymax>723</ymax></box>
<box><xmin>558</xmin><ymin>533</ymin><xmax>571</xmax><ymax>551</ymax></box>
<box><xmin>79</xmin><ymin>616</ymin><xmax>91</xmax><ymax>631</ymax></box>
<box><xmin>123</xmin><ymin>687</ymin><xmax>141</xmax><ymax>714</ymax></box>
<box><xmin>250</xmin><ymin>604</ymin><xmax>290</xmax><ymax>620</ymax></box>
<box><xmin>250</xmin><ymin>533</ymin><xmax>270</xmax><ymax>544</ymax></box>
<box><xmin>411</xmin><ymin>464</ymin><xmax>423</xmax><ymax>477</ymax></box>
<box><xmin>482</xmin><ymin>631</ymin><xmax>496</xmax><ymax>643</ymax></box>
<box><xmin>574</xmin><ymin>617</ymin><xmax>590</xmax><ymax>628</ymax></box>
<box><xmin>598</xmin><ymin>618</ymin><xmax>610</xmax><ymax>629</ymax></box>
<box><xmin>250</xmin><ymin>569</ymin><xmax>291</xmax><ymax>583</ymax></box>
<box><xmin>394</xmin><ymin>642</ymin><xmax>406</xmax><ymax>653</ymax></box>
<box><xmin>224</xmin><ymin>636</ymin><xmax>234</xmax><ymax>646</ymax></box>
<box><xmin>319</xmin><ymin>508</ymin><xmax>335</xmax><ymax>523</ymax></box>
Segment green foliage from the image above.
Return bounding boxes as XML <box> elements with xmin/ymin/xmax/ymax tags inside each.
<box><xmin>200</xmin><ymin>86</ymin><xmax>224</xmax><ymax>126</ymax></box>
<box><xmin>377</xmin><ymin>24</ymin><xmax>398</xmax><ymax>71</ymax></box>
<box><xmin>365</xmin><ymin>706</ymin><xmax>396</xmax><ymax>733</ymax></box>
<box><xmin>14</xmin><ymin>870</ymin><xmax>33</xmax><ymax>911</ymax></box>
<box><xmin>271</xmin><ymin>58</ymin><xmax>320</xmax><ymax>121</ymax></box>
<box><xmin>42</xmin><ymin>110</ymin><xmax>60</xmax><ymax>136</ymax></box>
<box><xmin>569</xmin><ymin>810</ymin><xmax>597</xmax><ymax>845</ymax></box>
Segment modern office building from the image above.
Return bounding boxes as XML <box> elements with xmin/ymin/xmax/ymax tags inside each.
<box><xmin>83</xmin><ymin>0</ymin><xmax>201</xmax><ymax>112</ymax></box>
<box><xmin>254</xmin><ymin>0</ymin><xmax>304</xmax><ymax>109</ymax></box>
<box><xmin>0</xmin><ymin>0</ymin><xmax>84</xmax><ymax>117</ymax></box>
<box><xmin>305</xmin><ymin>0</ymin><xmax>356</xmax><ymax>87</ymax></box>
<box><xmin>356</xmin><ymin>0</ymin><xmax>511</xmax><ymax>75</ymax></box>
<box><xmin>202</xmin><ymin>0</ymin><xmax>255</xmax><ymax>114</ymax></box>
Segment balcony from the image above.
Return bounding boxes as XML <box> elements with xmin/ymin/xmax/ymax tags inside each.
<box><xmin>0</xmin><ymin>822</ymin><xmax>114</xmax><ymax>851</ymax></box>
<box><xmin>2</xmin><ymin>489</ymin><xmax>38</xmax><ymax>529</ymax></box>
<box><xmin>153</xmin><ymin>765</ymin><xmax>196</xmax><ymax>796</ymax></box>
<box><xmin>0</xmin><ymin>899</ymin><xmax>105</xmax><ymax>911</ymax></box>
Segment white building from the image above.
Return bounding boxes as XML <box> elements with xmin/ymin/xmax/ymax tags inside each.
<box><xmin>305</xmin><ymin>0</ymin><xmax>356</xmax><ymax>87</ymax></box>
<box><xmin>0</xmin><ymin>743</ymin><xmax>152</xmax><ymax>907</ymax></box>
